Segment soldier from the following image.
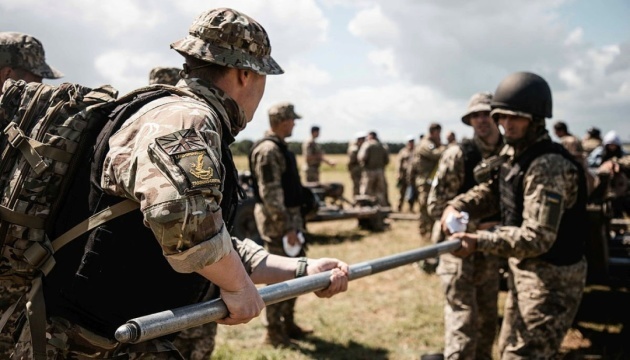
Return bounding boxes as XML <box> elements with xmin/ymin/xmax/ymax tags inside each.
<box><xmin>14</xmin><ymin>8</ymin><xmax>349</xmax><ymax>359</ymax></box>
<box><xmin>250</xmin><ymin>102</ymin><xmax>314</xmax><ymax>347</ymax></box>
<box><xmin>302</xmin><ymin>125</ymin><xmax>335</xmax><ymax>183</ymax></box>
<box><xmin>581</xmin><ymin>127</ymin><xmax>602</xmax><ymax>157</ymax></box>
<box><xmin>0</xmin><ymin>31</ymin><xmax>63</xmax><ymax>358</ymax></box>
<box><xmin>445</xmin><ymin>131</ymin><xmax>457</xmax><ymax>146</ymax></box>
<box><xmin>441</xmin><ymin>72</ymin><xmax>588</xmax><ymax>358</ymax></box>
<box><xmin>587</xmin><ymin>130</ymin><xmax>625</xmax><ymax>168</ymax></box>
<box><xmin>553</xmin><ymin>120</ymin><xmax>583</xmax><ymax>162</ymax></box>
<box><xmin>348</xmin><ymin>132</ymin><xmax>367</xmax><ymax>198</ymax></box>
<box><xmin>396</xmin><ymin>135</ymin><xmax>416</xmax><ymax>212</ymax></box>
<box><xmin>410</xmin><ymin>123</ymin><xmax>446</xmax><ymax>240</ymax></box>
<box><xmin>427</xmin><ymin>92</ymin><xmax>503</xmax><ymax>360</ymax></box>
<box><xmin>358</xmin><ymin>131</ymin><xmax>390</xmax><ymax>206</ymax></box>
<box><xmin>148</xmin><ymin>66</ymin><xmax>182</xmax><ymax>86</ymax></box>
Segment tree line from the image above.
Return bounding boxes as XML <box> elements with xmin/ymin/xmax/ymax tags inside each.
<box><xmin>230</xmin><ymin>140</ymin><xmax>406</xmax><ymax>156</ymax></box>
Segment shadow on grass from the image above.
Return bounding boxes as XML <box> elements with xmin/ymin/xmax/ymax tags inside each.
<box><xmin>562</xmin><ymin>286</ymin><xmax>629</xmax><ymax>359</ymax></box>
<box><xmin>304</xmin><ymin>229</ymin><xmax>366</xmax><ymax>245</ymax></box>
<box><xmin>296</xmin><ymin>336</ymin><xmax>389</xmax><ymax>360</ymax></box>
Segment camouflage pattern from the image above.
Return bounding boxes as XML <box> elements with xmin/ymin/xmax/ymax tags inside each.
<box><xmin>100</xmin><ymin>77</ymin><xmax>250</xmax><ymax>274</ymax></box>
<box><xmin>170</xmin><ymin>8</ymin><xmax>283</xmax><ymax>75</ymax></box>
<box><xmin>0</xmin><ymin>281</ymin><xmax>27</xmax><ymax>358</ymax></box>
<box><xmin>347</xmin><ymin>138</ymin><xmax>364</xmax><ymax>197</ymax></box>
<box><xmin>396</xmin><ymin>145</ymin><xmax>415</xmax><ymax>212</ymax></box>
<box><xmin>428</xmin><ymin>135</ymin><xmax>503</xmax><ymax>360</ymax></box>
<box><xmin>0</xmin><ymin>32</ymin><xmax>63</xmax><ymax>79</ymax></box>
<box><xmin>302</xmin><ymin>136</ymin><xmax>324</xmax><ymax>182</ymax></box>
<box><xmin>357</xmin><ymin>138</ymin><xmax>390</xmax><ymax>206</ymax></box>
<box><xmin>250</xmin><ymin>132</ymin><xmax>304</xmax><ymax>242</ymax></box>
<box><xmin>250</xmin><ymin>132</ymin><xmax>305</xmax><ymax>343</ymax></box>
<box><xmin>173</xmin><ymin>284</ymin><xmax>218</xmax><ymax>360</ymax></box>
<box><xmin>449</xmin><ymin>134</ymin><xmax>587</xmax><ymax>358</ymax></box>
<box><xmin>410</xmin><ymin>137</ymin><xmax>445</xmax><ymax>237</ymax></box>
<box><xmin>461</xmin><ymin>92</ymin><xmax>492</xmax><ymax>125</ymax></box>
<box><xmin>268</xmin><ymin>102</ymin><xmax>301</xmax><ymax>124</ymax></box>
<box><xmin>581</xmin><ymin>137</ymin><xmax>601</xmax><ymax>156</ymax></box>
<box><xmin>149</xmin><ymin>67</ymin><xmax>182</xmax><ymax>86</ymax></box>
<box><xmin>558</xmin><ymin>134</ymin><xmax>583</xmax><ymax>161</ymax></box>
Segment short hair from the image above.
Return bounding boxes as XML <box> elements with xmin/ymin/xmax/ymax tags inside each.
<box><xmin>311</xmin><ymin>126</ymin><xmax>320</xmax><ymax>133</ymax></box>
<box><xmin>182</xmin><ymin>55</ymin><xmax>229</xmax><ymax>83</ymax></box>
<box><xmin>429</xmin><ymin>123</ymin><xmax>441</xmax><ymax>132</ymax></box>
<box><xmin>553</xmin><ymin>121</ymin><xmax>568</xmax><ymax>132</ymax></box>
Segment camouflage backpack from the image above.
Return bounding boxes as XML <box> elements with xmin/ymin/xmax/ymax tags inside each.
<box><xmin>0</xmin><ymin>79</ymin><xmax>202</xmax><ymax>358</ymax></box>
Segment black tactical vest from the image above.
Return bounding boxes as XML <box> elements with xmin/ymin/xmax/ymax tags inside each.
<box><xmin>44</xmin><ymin>90</ymin><xmax>237</xmax><ymax>338</ymax></box>
<box><xmin>458</xmin><ymin>139</ymin><xmax>482</xmax><ymax>195</ymax></box>
<box><xmin>499</xmin><ymin>140</ymin><xmax>587</xmax><ymax>265</ymax></box>
<box><xmin>249</xmin><ymin>137</ymin><xmax>303</xmax><ymax>208</ymax></box>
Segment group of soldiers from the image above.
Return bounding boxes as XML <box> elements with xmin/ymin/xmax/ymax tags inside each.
<box><xmin>2</xmin><ymin>7</ymin><xmax>630</xmax><ymax>360</ymax></box>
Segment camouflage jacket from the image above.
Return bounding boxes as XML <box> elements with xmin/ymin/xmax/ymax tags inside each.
<box><xmin>449</xmin><ymin>134</ymin><xmax>582</xmax><ymax>259</ymax></box>
<box><xmin>358</xmin><ymin>139</ymin><xmax>389</xmax><ymax>170</ymax></box>
<box><xmin>347</xmin><ymin>142</ymin><xmax>361</xmax><ymax>172</ymax></box>
<box><xmin>100</xmin><ymin>77</ymin><xmax>259</xmax><ymax>273</ymax></box>
<box><xmin>409</xmin><ymin>137</ymin><xmax>445</xmax><ymax>183</ymax></box>
<box><xmin>251</xmin><ymin>131</ymin><xmax>303</xmax><ymax>241</ymax></box>
<box><xmin>396</xmin><ymin>146</ymin><xmax>413</xmax><ymax>180</ymax></box>
<box><xmin>427</xmin><ymin>135</ymin><xmax>502</xmax><ymax>221</ymax></box>
<box><xmin>302</xmin><ymin>137</ymin><xmax>324</xmax><ymax>167</ymax></box>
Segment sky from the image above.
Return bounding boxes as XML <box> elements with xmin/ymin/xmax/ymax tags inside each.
<box><xmin>2</xmin><ymin>0</ymin><xmax>629</xmax><ymax>143</ymax></box>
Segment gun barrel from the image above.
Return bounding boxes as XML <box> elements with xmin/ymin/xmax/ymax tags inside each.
<box><xmin>115</xmin><ymin>239</ymin><xmax>461</xmax><ymax>343</ymax></box>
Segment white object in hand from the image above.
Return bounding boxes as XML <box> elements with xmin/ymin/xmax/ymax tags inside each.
<box><xmin>446</xmin><ymin>211</ymin><xmax>469</xmax><ymax>233</ymax></box>
<box><xmin>282</xmin><ymin>231</ymin><xmax>305</xmax><ymax>257</ymax></box>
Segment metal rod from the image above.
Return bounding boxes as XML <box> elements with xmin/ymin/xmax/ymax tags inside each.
<box><xmin>114</xmin><ymin>239</ymin><xmax>461</xmax><ymax>344</ymax></box>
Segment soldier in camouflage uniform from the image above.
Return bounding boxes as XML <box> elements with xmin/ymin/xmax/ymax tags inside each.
<box><xmin>148</xmin><ymin>67</ymin><xmax>182</xmax><ymax>86</ymax></box>
<box><xmin>0</xmin><ymin>31</ymin><xmax>63</xmax><ymax>358</ymax></box>
<box><xmin>428</xmin><ymin>92</ymin><xmax>503</xmax><ymax>360</ymax></box>
<box><xmin>441</xmin><ymin>72</ymin><xmax>588</xmax><ymax>359</ymax></box>
<box><xmin>358</xmin><ymin>131</ymin><xmax>390</xmax><ymax>206</ymax></box>
<box><xmin>347</xmin><ymin>132</ymin><xmax>366</xmax><ymax>198</ymax></box>
<box><xmin>581</xmin><ymin>127</ymin><xmax>602</xmax><ymax>157</ymax></box>
<box><xmin>302</xmin><ymin>125</ymin><xmax>335</xmax><ymax>183</ymax></box>
<box><xmin>12</xmin><ymin>8</ymin><xmax>349</xmax><ymax>359</ymax></box>
<box><xmin>396</xmin><ymin>136</ymin><xmax>415</xmax><ymax>212</ymax></box>
<box><xmin>410</xmin><ymin>123</ymin><xmax>445</xmax><ymax>240</ymax></box>
<box><xmin>250</xmin><ymin>102</ymin><xmax>315</xmax><ymax>347</ymax></box>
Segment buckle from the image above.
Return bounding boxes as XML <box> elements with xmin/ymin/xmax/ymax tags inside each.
<box><xmin>3</xmin><ymin>122</ymin><xmax>26</xmax><ymax>149</ymax></box>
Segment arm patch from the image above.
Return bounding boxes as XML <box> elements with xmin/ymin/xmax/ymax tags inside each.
<box><xmin>148</xmin><ymin>128</ymin><xmax>222</xmax><ymax>194</ymax></box>
<box><xmin>539</xmin><ymin>190</ymin><xmax>563</xmax><ymax>230</ymax></box>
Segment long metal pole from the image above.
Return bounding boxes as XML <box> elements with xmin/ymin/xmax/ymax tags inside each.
<box><xmin>115</xmin><ymin>239</ymin><xmax>461</xmax><ymax>344</ymax></box>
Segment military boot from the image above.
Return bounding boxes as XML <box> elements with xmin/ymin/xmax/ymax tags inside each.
<box><xmin>264</xmin><ymin>325</ymin><xmax>293</xmax><ymax>348</ymax></box>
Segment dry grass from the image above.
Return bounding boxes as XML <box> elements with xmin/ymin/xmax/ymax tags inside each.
<box><xmin>215</xmin><ymin>153</ymin><xmax>629</xmax><ymax>359</ymax></box>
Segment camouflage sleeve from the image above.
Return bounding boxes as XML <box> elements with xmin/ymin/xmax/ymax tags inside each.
<box><xmin>101</xmin><ymin>96</ymin><xmax>232</xmax><ymax>273</ymax></box>
<box><xmin>418</xmin><ymin>142</ymin><xmax>445</xmax><ymax>161</ymax></box>
<box><xmin>231</xmin><ymin>237</ymin><xmax>268</xmax><ymax>274</ymax></box>
<box><xmin>618</xmin><ymin>154</ymin><xmax>630</xmax><ymax>171</ymax></box>
<box><xmin>357</xmin><ymin>142</ymin><xmax>368</xmax><ymax>165</ymax></box>
<box><xmin>476</xmin><ymin>154</ymin><xmax>581</xmax><ymax>259</ymax></box>
<box><xmin>251</xmin><ymin>141</ymin><xmax>291</xmax><ymax>230</ymax></box>
<box><xmin>427</xmin><ymin>146</ymin><xmax>464</xmax><ymax>220</ymax></box>
<box><xmin>449</xmin><ymin>181</ymin><xmax>499</xmax><ymax>221</ymax></box>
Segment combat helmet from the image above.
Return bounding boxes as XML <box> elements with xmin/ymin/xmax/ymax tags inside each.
<box><xmin>490</xmin><ymin>71</ymin><xmax>552</xmax><ymax>121</ymax></box>
<box><xmin>171</xmin><ymin>8</ymin><xmax>283</xmax><ymax>75</ymax></box>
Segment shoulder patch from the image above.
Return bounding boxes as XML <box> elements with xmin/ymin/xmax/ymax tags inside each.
<box><xmin>538</xmin><ymin>190</ymin><xmax>563</xmax><ymax>231</ymax></box>
<box><xmin>149</xmin><ymin>129</ymin><xmax>222</xmax><ymax>194</ymax></box>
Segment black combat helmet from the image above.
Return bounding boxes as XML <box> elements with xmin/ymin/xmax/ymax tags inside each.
<box><xmin>491</xmin><ymin>72</ymin><xmax>552</xmax><ymax>119</ymax></box>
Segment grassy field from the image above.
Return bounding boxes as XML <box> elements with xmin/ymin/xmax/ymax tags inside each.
<box><xmin>212</xmin><ymin>153</ymin><xmax>629</xmax><ymax>360</ymax></box>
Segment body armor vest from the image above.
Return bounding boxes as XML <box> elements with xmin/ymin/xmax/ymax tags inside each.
<box><xmin>499</xmin><ymin>140</ymin><xmax>587</xmax><ymax>265</ymax></box>
<box><xmin>250</xmin><ymin>137</ymin><xmax>303</xmax><ymax>208</ymax></box>
<box><xmin>44</xmin><ymin>90</ymin><xmax>238</xmax><ymax>338</ymax></box>
<box><xmin>459</xmin><ymin>139</ymin><xmax>501</xmax><ymax>223</ymax></box>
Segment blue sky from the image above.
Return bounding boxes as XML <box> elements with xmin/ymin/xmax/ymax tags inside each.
<box><xmin>2</xmin><ymin>0</ymin><xmax>629</xmax><ymax>143</ymax></box>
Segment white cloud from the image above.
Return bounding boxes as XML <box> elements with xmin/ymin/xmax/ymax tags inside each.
<box><xmin>367</xmin><ymin>49</ymin><xmax>398</xmax><ymax>77</ymax></box>
<box><xmin>565</xmin><ymin>28</ymin><xmax>583</xmax><ymax>46</ymax></box>
<box><xmin>348</xmin><ymin>5</ymin><xmax>400</xmax><ymax>46</ymax></box>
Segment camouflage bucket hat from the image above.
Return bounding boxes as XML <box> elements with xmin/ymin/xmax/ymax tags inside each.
<box><xmin>0</xmin><ymin>32</ymin><xmax>63</xmax><ymax>79</ymax></box>
<box><xmin>170</xmin><ymin>8</ymin><xmax>283</xmax><ymax>75</ymax></box>
<box><xmin>268</xmin><ymin>102</ymin><xmax>301</xmax><ymax>122</ymax></box>
<box><xmin>462</xmin><ymin>92</ymin><xmax>492</xmax><ymax>125</ymax></box>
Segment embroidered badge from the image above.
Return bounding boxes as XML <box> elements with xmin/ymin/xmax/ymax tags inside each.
<box><xmin>539</xmin><ymin>190</ymin><xmax>563</xmax><ymax>230</ymax></box>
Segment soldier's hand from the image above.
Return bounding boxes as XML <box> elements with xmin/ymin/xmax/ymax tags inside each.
<box><xmin>216</xmin><ymin>279</ymin><xmax>264</xmax><ymax>326</ymax></box>
<box><xmin>598</xmin><ymin>160</ymin><xmax>619</xmax><ymax>175</ymax></box>
<box><xmin>450</xmin><ymin>232</ymin><xmax>477</xmax><ymax>258</ymax></box>
<box><xmin>308</xmin><ymin>258</ymin><xmax>349</xmax><ymax>298</ymax></box>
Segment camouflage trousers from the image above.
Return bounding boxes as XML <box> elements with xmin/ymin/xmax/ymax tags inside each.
<box><xmin>498</xmin><ymin>257</ymin><xmax>587</xmax><ymax>359</ymax></box>
<box><xmin>437</xmin><ymin>253</ymin><xmax>500</xmax><ymax>360</ymax></box>
<box><xmin>303</xmin><ymin>165</ymin><xmax>320</xmax><ymax>183</ymax></box>
<box><xmin>350</xmin><ymin>167</ymin><xmax>362</xmax><ymax>197</ymax></box>
<box><xmin>417</xmin><ymin>183</ymin><xmax>432</xmax><ymax>237</ymax></box>
<box><xmin>0</xmin><ymin>280</ymin><xmax>29</xmax><ymax>359</ymax></box>
<box><xmin>264</xmin><ymin>239</ymin><xmax>305</xmax><ymax>337</ymax></box>
<box><xmin>172</xmin><ymin>284</ymin><xmax>218</xmax><ymax>360</ymax></box>
<box><xmin>360</xmin><ymin>169</ymin><xmax>389</xmax><ymax>206</ymax></box>
<box><xmin>12</xmin><ymin>316</ymin><xmax>185</xmax><ymax>359</ymax></box>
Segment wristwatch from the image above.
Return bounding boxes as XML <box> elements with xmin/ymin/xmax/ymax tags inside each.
<box><xmin>295</xmin><ymin>257</ymin><xmax>308</xmax><ymax>278</ymax></box>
